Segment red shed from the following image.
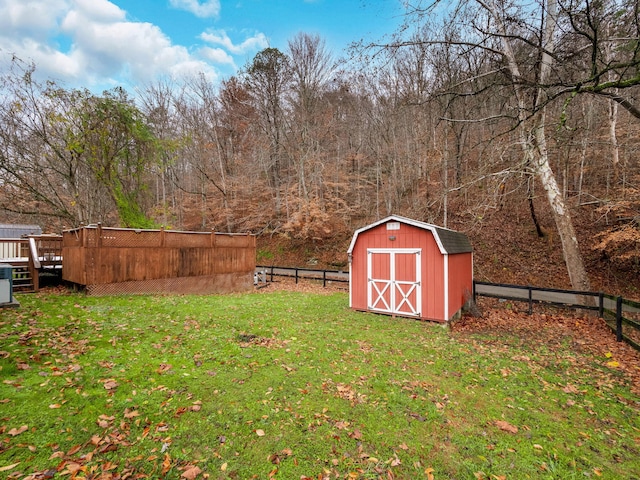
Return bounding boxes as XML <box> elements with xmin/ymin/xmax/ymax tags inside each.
<box><xmin>347</xmin><ymin>215</ymin><xmax>473</xmax><ymax>322</ymax></box>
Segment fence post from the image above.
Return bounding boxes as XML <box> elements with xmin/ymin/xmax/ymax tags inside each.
<box><xmin>323</xmin><ymin>270</ymin><xmax>327</xmax><ymax>287</ymax></box>
<box><xmin>528</xmin><ymin>286</ymin><xmax>533</xmax><ymax>315</ymax></box>
<box><xmin>616</xmin><ymin>296</ymin><xmax>623</xmax><ymax>342</ymax></box>
<box><xmin>598</xmin><ymin>292</ymin><xmax>604</xmax><ymax>318</ymax></box>
<box><xmin>472</xmin><ymin>281</ymin><xmax>477</xmax><ymax>304</ymax></box>
<box><xmin>295</xmin><ymin>268</ymin><xmax>299</xmax><ymax>284</ymax></box>
<box><xmin>270</xmin><ymin>266</ymin><xmax>274</xmax><ymax>282</ymax></box>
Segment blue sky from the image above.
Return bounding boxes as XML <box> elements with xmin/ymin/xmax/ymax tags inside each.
<box><xmin>0</xmin><ymin>0</ymin><xmax>405</xmax><ymax>92</ymax></box>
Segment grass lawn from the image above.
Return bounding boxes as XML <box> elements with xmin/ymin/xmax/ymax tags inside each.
<box><xmin>1</xmin><ymin>288</ymin><xmax>639</xmax><ymax>479</ymax></box>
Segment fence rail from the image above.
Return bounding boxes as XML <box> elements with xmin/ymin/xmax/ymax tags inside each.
<box><xmin>473</xmin><ymin>281</ymin><xmax>640</xmax><ymax>351</ymax></box>
<box><xmin>255</xmin><ymin>265</ymin><xmax>348</xmax><ymax>287</ymax></box>
<box><xmin>256</xmin><ymin>266</ymin><xmax>640</xmax><ymax>351</ymax></box>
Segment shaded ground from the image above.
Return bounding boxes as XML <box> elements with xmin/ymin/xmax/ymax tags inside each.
<box><xmin>456</xmin><ymin>299</ymin><xmax>640</xmax><ymax>396</ymax></box>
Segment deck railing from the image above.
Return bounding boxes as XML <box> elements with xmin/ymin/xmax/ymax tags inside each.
<box><xmin>0</xmin><ymin>235</ymin><xmax>63</xmax><ymax>291</ymax></box>
<box><xmin>0</xmin><ymin>238</ymin><xmax>29</xmax><ymax>260</ymax></box>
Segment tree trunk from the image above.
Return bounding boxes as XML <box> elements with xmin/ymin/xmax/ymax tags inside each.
<box><xmin>488</xmin><ymin>0</ymin><xmax>591</xmax><ymax>291</ymax></box>
<box><xmin>533</xmin><ymin>127</ymin><xmax>591</xmax><ymax>290</ymax></box>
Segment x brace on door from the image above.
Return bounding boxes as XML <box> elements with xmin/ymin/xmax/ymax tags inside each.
<box><xmin>367</xmin><ymin>248</ymin><xmax>421</xmax><ymax>317</ymax></box>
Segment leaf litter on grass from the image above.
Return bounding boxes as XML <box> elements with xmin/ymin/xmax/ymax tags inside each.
<box><xmin>1</xmin><ymin>290</ymin><xmax>639</xmax><ymax>479</ymax></box>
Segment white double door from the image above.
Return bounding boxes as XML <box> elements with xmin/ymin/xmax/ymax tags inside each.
<box><xmin>367</xmin><ymin>249</ymin><xmax>421</xmax><ymax>317</ymax></box>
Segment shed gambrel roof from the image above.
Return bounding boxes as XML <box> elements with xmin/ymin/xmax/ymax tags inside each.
<box><xmin>347</xmin><ymin>215</ymin><xmax>472</xmax><ymax>255</ymax></box>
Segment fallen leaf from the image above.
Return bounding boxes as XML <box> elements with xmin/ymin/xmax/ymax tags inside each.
<box><xmin>256</xmin><ymin>429</ymin><xmax>265</xmax><ymax>436</ymax></box>
<box><xmin>533</xmin><ymin>444</ymin><xmax>544</xmax><ymax>450</ymax></box>
<box><xmin>495</xmin><ymin>420</ymin><xmax>518</xmax><ymax>434</ymax></box>
<box><xmin>181</xmin><ymin>465</ymin><xmax>202</xmax><ymax>479</ymax></box>
<box><xmin>8</xmin><ymin>425</ymin><xmax>28</xmax><ymax>436</ymax></box>
<box><xmin>162</xmin><ymin>453</ymin><xmax>172</xmax><ymax>475</ymax></box>
<box><xmin>103</xmin><ymin>379</ymin><xmax>118</xmax><ymax>390</ymax></box>
<box><xmin>62</xmin><ymin>462</ymin><xmax>83</xmax><ymax>475</ymax></box>
<box><xmin>49</xmin><ymin>404</ymin><xmax>61</xmax><ymax>409</ymax></box>
<box><xmin>124</xmin><ymin>409</ymin><xmax>139</xmax><ymax>418</ymax></box>
<box><xmin>221</xmin><ymin>462</ymin><xmax>228</xmax><ymax>471</ymax></box>
<box><xmin>99</xmin><ymin>443</ymin><xmax>118</xmax><ymax>453</ymax></box>
<box><xmin>424</xmin><ymin>467</ymin><xmax>435</xmax><ymax>480</ymax></box>
<box><xmin>562</xmin><ymin>384</ymin><xmax>579</xmax><ymax>394</ymax></box>
<box><xmin>157</xmin><ymin>364</ymin><xmax>173</xmax><ymax>374</ymax></box>
<box><xmin>67</xmin><ymin>445</ymin><xmax>82</xmax><ymax>455</ymax></box>
<box><xmin>0</xmin><ymin>463</ymin><xmax>20</xmax><ymax>472</ymax></box>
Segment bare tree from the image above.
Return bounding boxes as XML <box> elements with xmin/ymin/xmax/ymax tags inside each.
<box><xmin>380</xmin><ymin>0</ymin><xmax>619</xmax><ymax>290</ymax></box>
<box><xmin>243</xmin><ymin>48</ymin><xmax>293</xmax><ymax>216</ymax></box>
<box><xmin>284</xmin><ymin>33</ymin><xmax>337</xmax><ymax>237</ymax></box>
<box><xmin>0</xmin><ymin>59</ymin><xmax>159</xmax><ymax>228</ymax></box>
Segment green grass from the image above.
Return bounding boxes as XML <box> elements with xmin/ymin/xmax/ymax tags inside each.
<box><xmin>0</xmin><ymin>290</ymin><xmax>638</xmax><ymax>479</ymax></box>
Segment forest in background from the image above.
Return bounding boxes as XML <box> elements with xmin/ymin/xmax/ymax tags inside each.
<box><xmin>0</xmin><ymin>0</ymin><xmax>639</xmax><ymax>295</ymax></box>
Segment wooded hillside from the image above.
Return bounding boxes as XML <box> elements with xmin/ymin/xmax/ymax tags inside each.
<box><xmin>1</xmin><ymin>0</ymin><xmax>638</xmax><ymax>295</ymax></box>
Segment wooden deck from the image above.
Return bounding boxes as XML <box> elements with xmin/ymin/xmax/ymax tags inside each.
<box><xmin>0</xmin><ymin>236</ymin><xmax>63</xmax><ymax>291</ymax></box>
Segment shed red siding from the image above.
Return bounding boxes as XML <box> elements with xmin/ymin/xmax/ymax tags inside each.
<box><xmin>348</xmin><ymin>216</ymin><xmax>473</xmax><ymax>322</ymax></box>
<box><xmin>446</xmin><ymin>251</ymin><xmax>474</xmax><ymax>319</ymax></box>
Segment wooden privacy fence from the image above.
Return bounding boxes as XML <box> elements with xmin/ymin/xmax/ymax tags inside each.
<box><xmin>63</xmin><ymin>225</ymin><xmax>255</xmax><ymax>295</ymax></box>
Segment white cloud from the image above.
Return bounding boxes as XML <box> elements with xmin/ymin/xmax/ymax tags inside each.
<box><xmin>0</xmin><ymin>0</ymin><xmax>68</xmax><ymax>41</ymax></box>
<box><xmin>169</xmin><ymin>0</ymin><xmax>220</xmax><ymax>19</ymax></box>
<box><xmin>0</xmin><ymin>0</ymin><xmax>221</xmax><ymax>90</ymax></box>
<box><xmin>72</xmin><ymin>0</ymin><xmax>125</xmax><ymax>22</ymax></box>
<box><xmin>200</xmin><ymin>29</ymin><xmax>268</xmax><ymax>55</ymax></box>
<box><xmin>199</xmin><ymin>47</ymin><xmax>235</xmax><ymax>66</ymax></box>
